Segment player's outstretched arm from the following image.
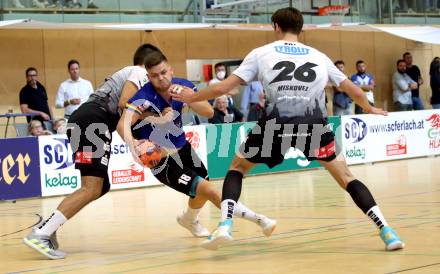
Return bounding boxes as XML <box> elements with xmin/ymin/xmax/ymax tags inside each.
<box><xmin>171</xmin><ymin>75</ymin><xmax>242</xmax><ymax>103</ymax></box>
<box><xmin>339</xmin><ymin>79</ymin><xmax>388</xmax><ymax>116</ymax></box>
<box><xmin>188</xmin><ymin>101</ymin><xmax>214</xmax><ymax>119</ymax></box>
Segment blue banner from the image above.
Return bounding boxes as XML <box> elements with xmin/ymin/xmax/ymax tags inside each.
<box><xmin>0</xmin><ymin>137</ymin><xmax>41</xmax><ymax>200</ymax></box>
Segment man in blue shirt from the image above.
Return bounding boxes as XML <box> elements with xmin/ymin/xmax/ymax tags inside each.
<box><xmin>351</xmin><ymin>60</ymin><xmax>375</xmax><ymax>114</ymax></box>
<box><xmin>118</xmin><ymin>51</ymin><xmax>277</xmax><ymax>240</ymax></box>
<box><xmin>240</xmin><ymin>81</ymin><xmax>263</xmax><ymax>120</ymax></box>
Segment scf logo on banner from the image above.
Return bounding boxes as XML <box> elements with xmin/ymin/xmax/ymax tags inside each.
<box><xmin>0</xmin><ymin>137</ymin><xmax>41</xmax><ymax>200</ymax></box>
<box><xmin>38</xmin><ymin>135</ymin><xmax>81</xmax><ymax>197</ymax></box>
<box><xmin>345</xmin><ymin>118</ymin><xmax>367</xmax><ymax>143</ymax></box>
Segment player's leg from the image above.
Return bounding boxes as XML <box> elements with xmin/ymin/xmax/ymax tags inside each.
<box><xmin>23</xmin><ymin>103</ymin><xmax>113</xmax><ymax>259</ymax></box>
<box><xmin>191</xmin><ymin>178</ymin><xmax>276</xmax><ymax>236</ymax></box>
<box><xmin>318</xmin><ymin>155</ymin><xmax>404</xmax><ymax>251</ymax></box>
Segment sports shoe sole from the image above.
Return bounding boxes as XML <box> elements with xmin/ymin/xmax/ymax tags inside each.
<box><xmin>176</xmin><ymin>216</ymin><xmax>210</xmax><ymax>238</ymax></box>
<box><xmin>200</xmin><ymin>235</ymin><xmax>233</xmax><ymax>250</ymax></box>
<box><xmin>386</xmin><ymin>240</ymin><xmax>405</xmax><ymax>251</ymax></box>
<box><xmin>262</xmin><ymin>220</ymin><xmax>277</xmax><ymax>237</ymax></box>
<box><xmin>23</xmin><ymin>237</ymin><xmax>65</xmax><ymax>260</ymax></box>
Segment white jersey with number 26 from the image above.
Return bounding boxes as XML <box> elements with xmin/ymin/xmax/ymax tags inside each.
<box><xmin>233</xmin><ymin>40</ymin><xmax>347</xmax><ymax>118</ymax></box>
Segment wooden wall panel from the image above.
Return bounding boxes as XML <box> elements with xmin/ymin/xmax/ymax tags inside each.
<box><xmin>0</xmin><ymin>29</ymin><xmax>45</xmax><ymax>107</ymax></box>
<box><xmin>43</xmin><ymin>30</ymin><xmax>95</xmax><ymax>114</ymax></box>
<box><xmin>227</xmin><ymin>30</ymin><xmax>268</xmax><ymax>59</ymax></box>
<box><xmin>303</xmin><ymin>29</ymin><xmax>341</xmax><ymax>61</ymax></box>
<box><xmin>1</xmin><ymin>27</ymin><xmax>439</xmax><ymax>116</ymax></box>
<box><xmin>372</xmin><ymin>32</ymin><xmax>406</xmax><ymax>109</ymax></box>
<box><xmin>185</xmin><ymin>29</ymin><xmax>229</xmax><ymax>59</ymax></box>
<box><xmin>340</xmin><ymin>31</ymin><xmax>376</xmax><ymax>77</ymax></box>
<box><xmin>93</xmin><ymin>30</ymin><xmax>142</xmax><ymax>87</ymax></box>
<box><xmin>142</xmin><ymin>30</ymin><xmax>187</xmax><ymax>78</ymax></box>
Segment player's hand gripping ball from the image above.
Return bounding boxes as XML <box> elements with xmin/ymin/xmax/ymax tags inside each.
<box><xmin>138</xmin><ymin>140</ymin><xmax>162</xmax><ymax>168</ymax></box>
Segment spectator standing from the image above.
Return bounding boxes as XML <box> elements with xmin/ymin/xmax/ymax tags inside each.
<box><xmin>403</xmin><ymin>52</ymin><xmax>424</xmax><ymax>110</ymax></box>
<box><xmin>55</xmin><ymin>59</ymin><xmax>93</xmax><ymax>119</ymax></box>
<box><xmin>240</xmin><ymin>81</ymin><xmax>263</xmax><ymax>120</ymax></box>
<box><xmin>393</xmin><ymin>59</ymin><xmax>417</xmax><ymax>111</ymax></box>
<box><xmin>209</xmin><ymin>62</ymin><xmax>237</xmax><ymax>106</ymax></box>
<box><xmin>332</xmin><ymin>60</ymin><xmax>353</xmax><ymax>116</ymax></box>
<box><xmin>430</xmin><ymin>59</ymin><xmax>440</xmax><ymax>109</ymax></box>
<box><xmin>351</xmin><ymin>60</ymin><xmax>375</xmax><ymax>114</ymax></box>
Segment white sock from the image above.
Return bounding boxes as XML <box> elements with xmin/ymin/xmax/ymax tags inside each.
<box><xmin>183</xmin><ymin>206</ymin><xmax>200</xmax><ymax>222</ymax></box>
<box><xmin>366</xmin><ymin>205</ymin><xmax>389</xmax><ymax>229</ymax></box>
<box><xmin>35</xmin><ymin>210</ymin><xmax>67</xmax><ymax>236</ymax></box>
<box><xmin>234</xmin><ymin>202</ymin><xmax>265</xmax><ymax>225</ymax></box>
<box><xmin>221</xmin><ymin>199</ymin><xmax>236</xmax><ymax>222</ymax></box>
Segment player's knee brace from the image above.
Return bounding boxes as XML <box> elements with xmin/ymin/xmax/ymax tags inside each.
<box><xmin>100</xmin><ymin>177</ymin><xmax>111</xmax><ymax>197</ymax></box>
<box><xmin>346</xmin><ymin>179</ymin><xmax>377</xmax><ymax>213</ymax></box>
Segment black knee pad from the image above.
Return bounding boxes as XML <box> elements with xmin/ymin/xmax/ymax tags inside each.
<box><xmin>100</xmin><ymin>177</ymin><xmax>111</xmax><ymax>197</ymax></box>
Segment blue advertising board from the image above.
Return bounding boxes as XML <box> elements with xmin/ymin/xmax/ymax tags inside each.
<box><xmin>0</xmin><ymin>137</ymin><xmax>41</xmax><ymax>200</ymax></box>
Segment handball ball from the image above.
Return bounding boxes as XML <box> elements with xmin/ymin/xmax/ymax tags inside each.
<box><xmin>138</xmin><ymin>140</ymin><xmax>162</xmax><ymax>168</ymax></box>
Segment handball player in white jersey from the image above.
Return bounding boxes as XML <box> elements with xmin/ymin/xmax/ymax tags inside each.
<box><xmin>172</xmin><ymin>7</ymin><xmax>404</xmax><ymax>251</ymax></box>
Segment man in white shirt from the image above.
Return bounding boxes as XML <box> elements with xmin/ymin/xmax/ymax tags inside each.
<box><xmin>55</xmin><ymin>60</ymin><xmax>94</xmax><ymax>119</ymax></box>
<box><xmin>172</xmin><ymin>7</ymin><xmax>404</xmax><ymax>252</ymax></box>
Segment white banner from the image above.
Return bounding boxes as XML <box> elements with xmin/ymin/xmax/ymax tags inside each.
<box><xmin>108</xmin><ymin>132</ymin><xmax>160</xmax><ymax>190</ymax></box>
<box><xmin>183</xmin><ymin>125</ymin><xmax>208</xmax><ymax>169</ymax></box>
<box><xmin>341</xmin><ymin>110</ymin><xmax>440</xmax><ymax>165</ymax></box>
<box><xmin>38</xmin><ymin>135</ymin><xmax>82</xmax><ymax>197</ymax></box>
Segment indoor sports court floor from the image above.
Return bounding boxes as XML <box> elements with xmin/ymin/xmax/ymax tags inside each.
<box><xmin>1</xmin><ymin>156</ymin><xmax>440</xmax><ymax>274</ymax></box>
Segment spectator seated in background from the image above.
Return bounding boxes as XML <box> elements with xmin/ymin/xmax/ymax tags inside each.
<box><xmin>28</xmin><ymin>120</ymin><xmax>52</xmax><ymax>136</ymax></box>
<box><xmin>52</xmin><ymin>118</ymin><xmax>67</xmax><ymax>134</ymax></box>
<box><xmin>208</xmin><ymin>95</ymin><xmax>244</xmax><ymax>124</ymax></box>
<box><xmin>19</xmin><ymin>67</ymin><xmax>52</xmax><ymax>125</ymax></box>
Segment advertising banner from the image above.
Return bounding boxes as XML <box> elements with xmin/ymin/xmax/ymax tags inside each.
<box><xmin>39</xmin><ymin>135</ymin><xmax>81</xmax><ymax>197</ymax></box>
<box><xmin>183</xmin><ymin>125</ymin><xmax>208</xmax><ymax>169</ymax></box>
<box><xmin>108</xmin><ymin>132</ymin><xmax>160</xmax><ymax>190</ymax></box>
<box><xmin>205</xmin><ymin>117</ymin><xmax>341</xmax><ymax>179</ymax></box>
<box><xmin>0</xmin><ymin>137</ymin><xmax>41</xmax><ymax>200</ymax></box>
<box><xmin>341</xmin><ymin>110</ymin><xmax>440</xmax><ymax>164</ymax></box>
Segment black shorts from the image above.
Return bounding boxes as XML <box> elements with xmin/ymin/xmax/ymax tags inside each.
<box><xmin>239</xmin><ymin>113</ymin><xmax>337</xmax><ymax>169</ymax></box>
<box><xmin>66</xmin><ymin>101</ymin><xmax>119</xmax><ymax>179</ymax></box>
<box><xmin>152</xmin><ymin>142</ymin><xmax>208</xmax><ymax>198</ymax></box>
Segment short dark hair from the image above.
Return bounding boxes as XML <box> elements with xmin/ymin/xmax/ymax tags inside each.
<box><xmin>133</xmin><ymin>43</ymin><xmax>161</xmax><ymax>66</ymax></box>
<box><xmin>271</xmin><ymin>7</ymin><xmax>303</xmax><ymax>35</ymax></box>
<box><xmin>356</xmin><ymin>60</ymin><xmax>365</xmax><ymax>66</ymax></box>
<box><xmin>334</xmin><ymin>60</ymin><xmax>344</xmax><ymax>66</ymax></box>
<box><xmin>67</xmin><ymin>59</ymin><xmax>80</xmax><ymax>70</ymax></box>
<box><xmin>214</xmin><ymin>62</ymin><xmax>225</xmax><ymax>70</ymax></box>
<box><xmin>403</xmin><ymin>52</ymin><xmax>411</xmax><ymax>58</ymax></box>
<box><xmin>144</xmin><ymin>50</ymin><xmax>168</xmax><ymax>69</ymax></box>
<box><xmin>25</xmin><ymin>67</ymin><xmax>37</xmax><ymax>76</ymax></box>
<box><xmin>397</xmin><ymin>59</ymin><xmax>406</xmax><ymax>65</ymax></box>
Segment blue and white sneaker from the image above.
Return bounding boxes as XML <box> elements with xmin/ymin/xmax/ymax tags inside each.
<box><xmin>380</xmin><ymin>226</ymin><xmax>405</xmax><ymax>251</ymax></box>
<box><xmin>200</xmin><ymin>219</ymin><xmax>233</xmax><ymax>250</ymax></box>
